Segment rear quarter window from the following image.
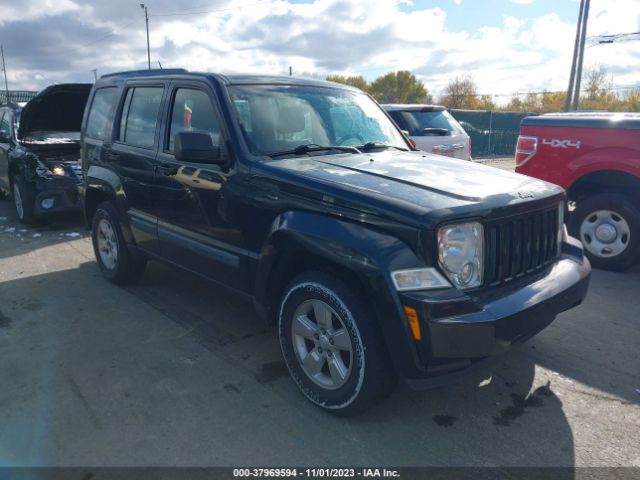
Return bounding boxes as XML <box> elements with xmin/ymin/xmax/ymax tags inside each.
<box><xmin>400</xmin><ymin>110</ymin><xmax>465</xmax><ymax>136</ymax></box>
<box><xmin>119</xmin><ymin>86</ymin><xmax>163</xmax><ymax>149</ymax></box>
<box><xmin>85</xmin><ymin>87</ymin><xmax>117</xmax><ymax>140</ymax></box>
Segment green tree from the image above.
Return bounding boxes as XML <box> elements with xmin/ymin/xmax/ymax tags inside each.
<box><xmin>369</xmin><ymin>71</ymin><xmax>431</xmax><ymax>104</ymax></box>
<box><xmin>440</xmin><ymin>76</ymin><xmax>480</xmax><ymax>109</ymax></box>
<box><xmin>325</xmin><ymin>75</ymin><xmax>370</xmax><ymax>92</ymax></box>
<box><xmin>581</xmin><ymin>66</ymin><xmax>618</xmax><ymax>111</ymax></box>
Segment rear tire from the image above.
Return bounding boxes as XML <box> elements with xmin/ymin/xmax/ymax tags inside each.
<box><xmin>278</xmin><ymin>271</ymin><xmax>396</xmax><ymax>416</ymax></box>
<box><xmin>11</xmin><ymin>174</ymin><xmax>36</xmax><ymax>225</ymax></box>
<box><xmin>568</xmin><ymin>193</ymin><xmax>640</xmax><ymax>271</ymax></box>
<box><xmin>91</xmin><ymin>201</ymin><xmax>146</xmax><ymax>284</ymax></box>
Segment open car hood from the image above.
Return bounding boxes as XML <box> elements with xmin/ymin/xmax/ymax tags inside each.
<box><xmin>18</xmin><ymin>83</ymin><xmax>92</xmax><ymax>140</ymax></box>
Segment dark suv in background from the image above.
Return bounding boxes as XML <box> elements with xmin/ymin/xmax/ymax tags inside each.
<box><xmin>0</xmin><ymin>84</ymin><xmax>91</xmax><ymax>224</ymax></box>
<box><xmin>80</xmin><ymin>69</ymin><xmax>590</xmax><ymax>415</ymax></box>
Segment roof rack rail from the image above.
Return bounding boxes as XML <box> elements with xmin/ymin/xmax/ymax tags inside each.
<box><xmin>100</xmin><ymin>68</ymin><xmax>188</xmax><ymax>79</ymax></box>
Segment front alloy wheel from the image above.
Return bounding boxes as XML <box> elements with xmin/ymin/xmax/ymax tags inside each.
<box><xmin>291</xmin><ymin>299</ymin><xmax>354</xmax><ymax>390</ymax></box>
<box><xmin>278</xmin><ymin>271</ymin><xmax>396</xmax><ymax>416</ymax></box>
<box><xmin>11</xmin><ymin>174</ymin><xmax>36</xmax><ymax>225</ymax></box>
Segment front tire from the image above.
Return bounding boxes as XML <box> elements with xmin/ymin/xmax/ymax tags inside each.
<box><xmin>91</xmin><ymin>201</ymin><xmax>147</xmax><ymax>284</ymax></box>
<box><xmin>11</xmin><ymin>174</ymin><xmax>36</xmax><ymax>225</ymax></box>
<box><xmin>569</xmin><ymin>193</ymin><xmax>640</xmax><ymax>271</ymax></box>
<box><xmin>278</xmin><ymin>271</ymin><xmax>396</xmax><ymax>416</ymax></box>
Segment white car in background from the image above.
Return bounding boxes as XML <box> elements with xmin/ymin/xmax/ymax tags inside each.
<box><xmin>382</xmin><ymin>104</ymin><xmax>472</xmax><ymax>160</ymax></box>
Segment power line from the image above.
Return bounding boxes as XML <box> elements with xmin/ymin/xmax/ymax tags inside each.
<box><xmin>150</xmin><ymin>0</ymin><xmax>279</xmax><ymax>17</ymax></box>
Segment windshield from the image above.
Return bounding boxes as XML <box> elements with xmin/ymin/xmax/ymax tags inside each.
<box><xmin>228</xmin><ymin>85</ymin><xmax>407</xmax><ymax>157</ymax></box>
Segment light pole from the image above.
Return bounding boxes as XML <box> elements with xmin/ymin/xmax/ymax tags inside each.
<box><xmin>140</xmin><ymin>3</ymin><xmax>151</xmax><ymax>70</ymax></box>
<box><xmin>565</xmin><ymin>0</ymin><xmax>590</xmax><ymax>111</ymax></box>
<box><xmin>1</xmin><ymin>46</ymin><xmax>9</xmax><ymax>103</ymax></box>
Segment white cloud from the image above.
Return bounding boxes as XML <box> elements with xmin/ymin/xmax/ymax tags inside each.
<box><xmin>0</xmin><ymin>0</ymin><xmax>637</xmax><ymax>102</ymax></box>
<box><xmin>510</xmin><ymin>0</ymin><xmax>534</xmax><ymax>4</ymax></box>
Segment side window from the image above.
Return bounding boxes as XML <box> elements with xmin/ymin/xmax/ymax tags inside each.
<box><xmin>120</xmin><ymin>87</ymin><xmax>163</xmax><ymax>148</ymax></box>
<box><xmin>168</xmin><ymin>88</ymin><xmax>220</xmax><ymax>152</ymax></box>
<box><xmin>0</xmin><ymin>112</ymin><xmax>11</xmax><ymax>141</ymax></box>
<box><xmin>85</xmin><ymin>87</ymin><xmax>117</xmax><ymax>140</ymax></box>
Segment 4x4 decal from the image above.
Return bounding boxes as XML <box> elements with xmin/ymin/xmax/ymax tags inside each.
<box><xmin>542</xmin><ymin>138</ymin><xmax>581</xmax><ymax>149</ymax></box>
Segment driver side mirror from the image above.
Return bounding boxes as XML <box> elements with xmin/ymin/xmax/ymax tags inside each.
<box><xmin>174</xmin><ymin>131</ymin><xmax>224</xmax><ymax>164</ymax></box>
<box><xmin>0</xmin><ymin>129</ymin><xmax>10</xmax><ymax>143</ymax></box>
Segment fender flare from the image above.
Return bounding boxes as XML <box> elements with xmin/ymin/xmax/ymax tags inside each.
<box><xmin>254</xmin><ymin>210</ymin><xmax>427</xmax><ymax>375</ymax></box>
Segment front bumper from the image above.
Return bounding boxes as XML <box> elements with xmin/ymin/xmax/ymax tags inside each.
<box><xmin>396</xmin><ymin>241</ymin><xmax>590</xmax><ymax>380</ymax></box>
<box><xmin>33</xmin><ymin>178</ymin><xmax>82</xmax><ymax>216</ymax></box>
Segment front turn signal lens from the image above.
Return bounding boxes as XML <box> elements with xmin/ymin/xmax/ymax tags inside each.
<box><xmin>403</xmin><ymin>305</ymin><xmax>422</xmax><ymax>341</ymax></box>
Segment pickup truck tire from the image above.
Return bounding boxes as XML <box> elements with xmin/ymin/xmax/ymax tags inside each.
<box><xmin>91</xmin><ymin>201</ymin><xmax>147</xmax><ymax>284</ymax></box>
<box><xmin>569</xmin><ymin>193</ymin><xmax>640</xmax><ymax>271</ymax></box>
<box><xmin>11</xmin><ymin>174</ymin><xmax>36</xmax><ymax>225</ymax></box>
<box><xmin>278</xmin><ymin>271</ymin><xmax>396</xmax><ymax>416</ymax></box>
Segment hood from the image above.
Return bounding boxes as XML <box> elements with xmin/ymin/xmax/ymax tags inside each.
<box><xmin>18</xmin><ymin>83</ymin><xmax>92</xmax><ymax>140</ymax></box>
<box><xmin>267</xmin><ymin>150</ymin><xmax>563</xmax><ymax>219</ymax></box>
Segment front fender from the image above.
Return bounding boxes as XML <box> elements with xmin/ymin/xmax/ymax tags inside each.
<box><xmin>254</xmin><ymin>210</ymin><xmax>429</xmax><ymax>376</ymax></box>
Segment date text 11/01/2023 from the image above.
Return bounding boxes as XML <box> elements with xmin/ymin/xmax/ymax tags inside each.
<box><xmin>232</xmin><ymin>469</ymin><xmax>400</xmax><ymax>478</ymax></box>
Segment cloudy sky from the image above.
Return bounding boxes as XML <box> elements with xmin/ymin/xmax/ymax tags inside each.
<box><xmin>0</xmin><ymin>0</ymin><xmax>638</xmax><ymax>101</ymax></box>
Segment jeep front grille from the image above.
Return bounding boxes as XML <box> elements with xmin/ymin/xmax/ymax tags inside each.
<box><xmin>485</xmin><ymin>205</ymin><xmax>560</xmax><ymax>286</ymax></box>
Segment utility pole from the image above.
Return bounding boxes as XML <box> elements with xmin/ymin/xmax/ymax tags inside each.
<box><xmin>572</xmin><ymin>0</ymin><xmax>590</xmax><ymax>110</ymax></box>
<box><xmin>565</xmin><ymin>0</ymin><xmax>585</xmax><ymax>112</ymax></box>
<box><xmin>1</xmin><ymin>46</ymin><xmax>9</xmax><ymax>104</ymax></box>
<box><xmin>140</xmin><ymin>4</ymin><xmax>151</xmax><ymax>70</ymax></box>
<box><xmin>289</xmin><ymin>65</ymin><xmax>292</xmax><ymax>76</ymax></box>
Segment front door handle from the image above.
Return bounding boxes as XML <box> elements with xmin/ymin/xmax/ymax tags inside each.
<box><xmin>106</xmin><ymin>152</ymin><xmax>120</xmax><ymax>161</ymax></box>
<box><xmin>155</xmin><ymin>164</ymin><xmax>178</xmax><ymax>176</ymax></box>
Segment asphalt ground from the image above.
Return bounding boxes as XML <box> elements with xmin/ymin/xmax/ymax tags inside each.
<box><xmin>0</xmin><ymin>186</ymin><xmax>638</xmax><ymax>468</ymax></box>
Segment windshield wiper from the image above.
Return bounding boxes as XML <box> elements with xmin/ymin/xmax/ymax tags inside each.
<box><xmin>359</xmin><ymin>142</ymin><xmax>408</xmax><ymax>152</ymax></box>
<box><xmin>268</xmin><ymin>144</ymin><xmax>362</xmax><ymax>157</ymax></box>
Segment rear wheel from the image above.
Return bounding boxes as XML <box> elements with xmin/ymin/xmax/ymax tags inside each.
<box><xmin>11</xmin><ymin>174</ymin><xmax>36</xmax><ymax>225</ymax></box>
<box><xmin>91</xmin><ymin>201</ymin><xmax>146</xmax><ymax>284</ymax></box>
<box><xmin>569</xmin><ymin>193</ymin><xmax>640</xmax><ymax>271</ymax></box>
<box><xmin>278</xmin><ymin>271</ymin><xmax>396</xmax><ymax>416</ymax></box>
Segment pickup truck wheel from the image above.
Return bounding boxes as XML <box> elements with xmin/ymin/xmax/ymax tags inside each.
<box><xmin>11</xmin><ymin>174</ymin><xmax>36</xmax><ymax>225</ymax></box>
<box><xmin>91</xmin><ymin>201</ymin><xmax>147</xmax><ymax>284</ymax></box>
<box><xmin>569</xmin><ymin>193</ymin><xmax>640</xmax><ymax>271</ymax></box>
<box><xmin>278</xmin><ymin>271</ymin><xmax>396</xmax><ymax>416</ymax></box>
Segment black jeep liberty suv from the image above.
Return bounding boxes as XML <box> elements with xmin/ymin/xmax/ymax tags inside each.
<box><xmin>80</xmin><ymin>69</ymin><xmax>590</xmax><ymax>415</ymax></box>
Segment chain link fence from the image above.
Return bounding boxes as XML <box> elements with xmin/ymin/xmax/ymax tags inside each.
<box><xmin>449</xmin><ymin>109</ymin><xmax>537</xmax><ymax>164</ymax></box>
<box><xmin>0</xmin><ymin>90</ymin><xmax>38</xmax><ymax>104</ymax></box>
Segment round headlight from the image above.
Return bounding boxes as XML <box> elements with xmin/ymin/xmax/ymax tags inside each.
<box><xmin>437</xmin><ymin>222</ymin><xmax>484</xmax><ymax>289</ymax></box>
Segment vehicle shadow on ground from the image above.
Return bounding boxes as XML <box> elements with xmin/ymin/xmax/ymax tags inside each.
<box><xmin>122</xmin><ymin>261</ymin><xmax>579</xmax><ymax>468</ymax></box>
<box><xmin>0</xmin><ymin>261</ymin><xmax>576</xmax><ymax>468</ymax></box>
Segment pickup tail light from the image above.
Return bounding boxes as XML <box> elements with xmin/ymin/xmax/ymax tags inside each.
<box><xmin>515</xmin><ymin>135</ymin><xmax>538</xmax><ymax>167</ymax></box>
<box><xmin>468</xmin><ymin>136</ymin><xmax>472</xmax><ymax>159</ymax></box>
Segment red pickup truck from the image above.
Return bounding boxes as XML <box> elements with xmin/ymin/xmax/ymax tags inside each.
<box><xmin>515</xmin><ymin>112</ymin><xmax>640</xmax><ymax>271</ymax></box>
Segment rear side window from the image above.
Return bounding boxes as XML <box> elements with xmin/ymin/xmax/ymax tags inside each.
<box><xmin>400</xmin><ymin>110</ymin><xmax>464</xmax><ymax>136</ymax></box>
<box><xmin>0</xmin><ymin>112</ymin><xmax>11</xmax><ymax>140</ymax></box>
<box><xmin>86</xmin><ymin>87</ymin><xmax>117</xmax><ymax>140</ymax></box>
<box><xmin>119</xmin><ymin>87</ymin><xmax>163</xmax><ymax>148</ymax></box>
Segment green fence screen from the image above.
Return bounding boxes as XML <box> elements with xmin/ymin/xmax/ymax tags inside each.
<box><xmin>449</xmin><ymin>109</ymin><xmax>537</xmax><ymax>159</ymax></box>
<box><xmin>0</xmin><ymin>90</ymin><xmax>38</xmax><ymax>104</ymax></box>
